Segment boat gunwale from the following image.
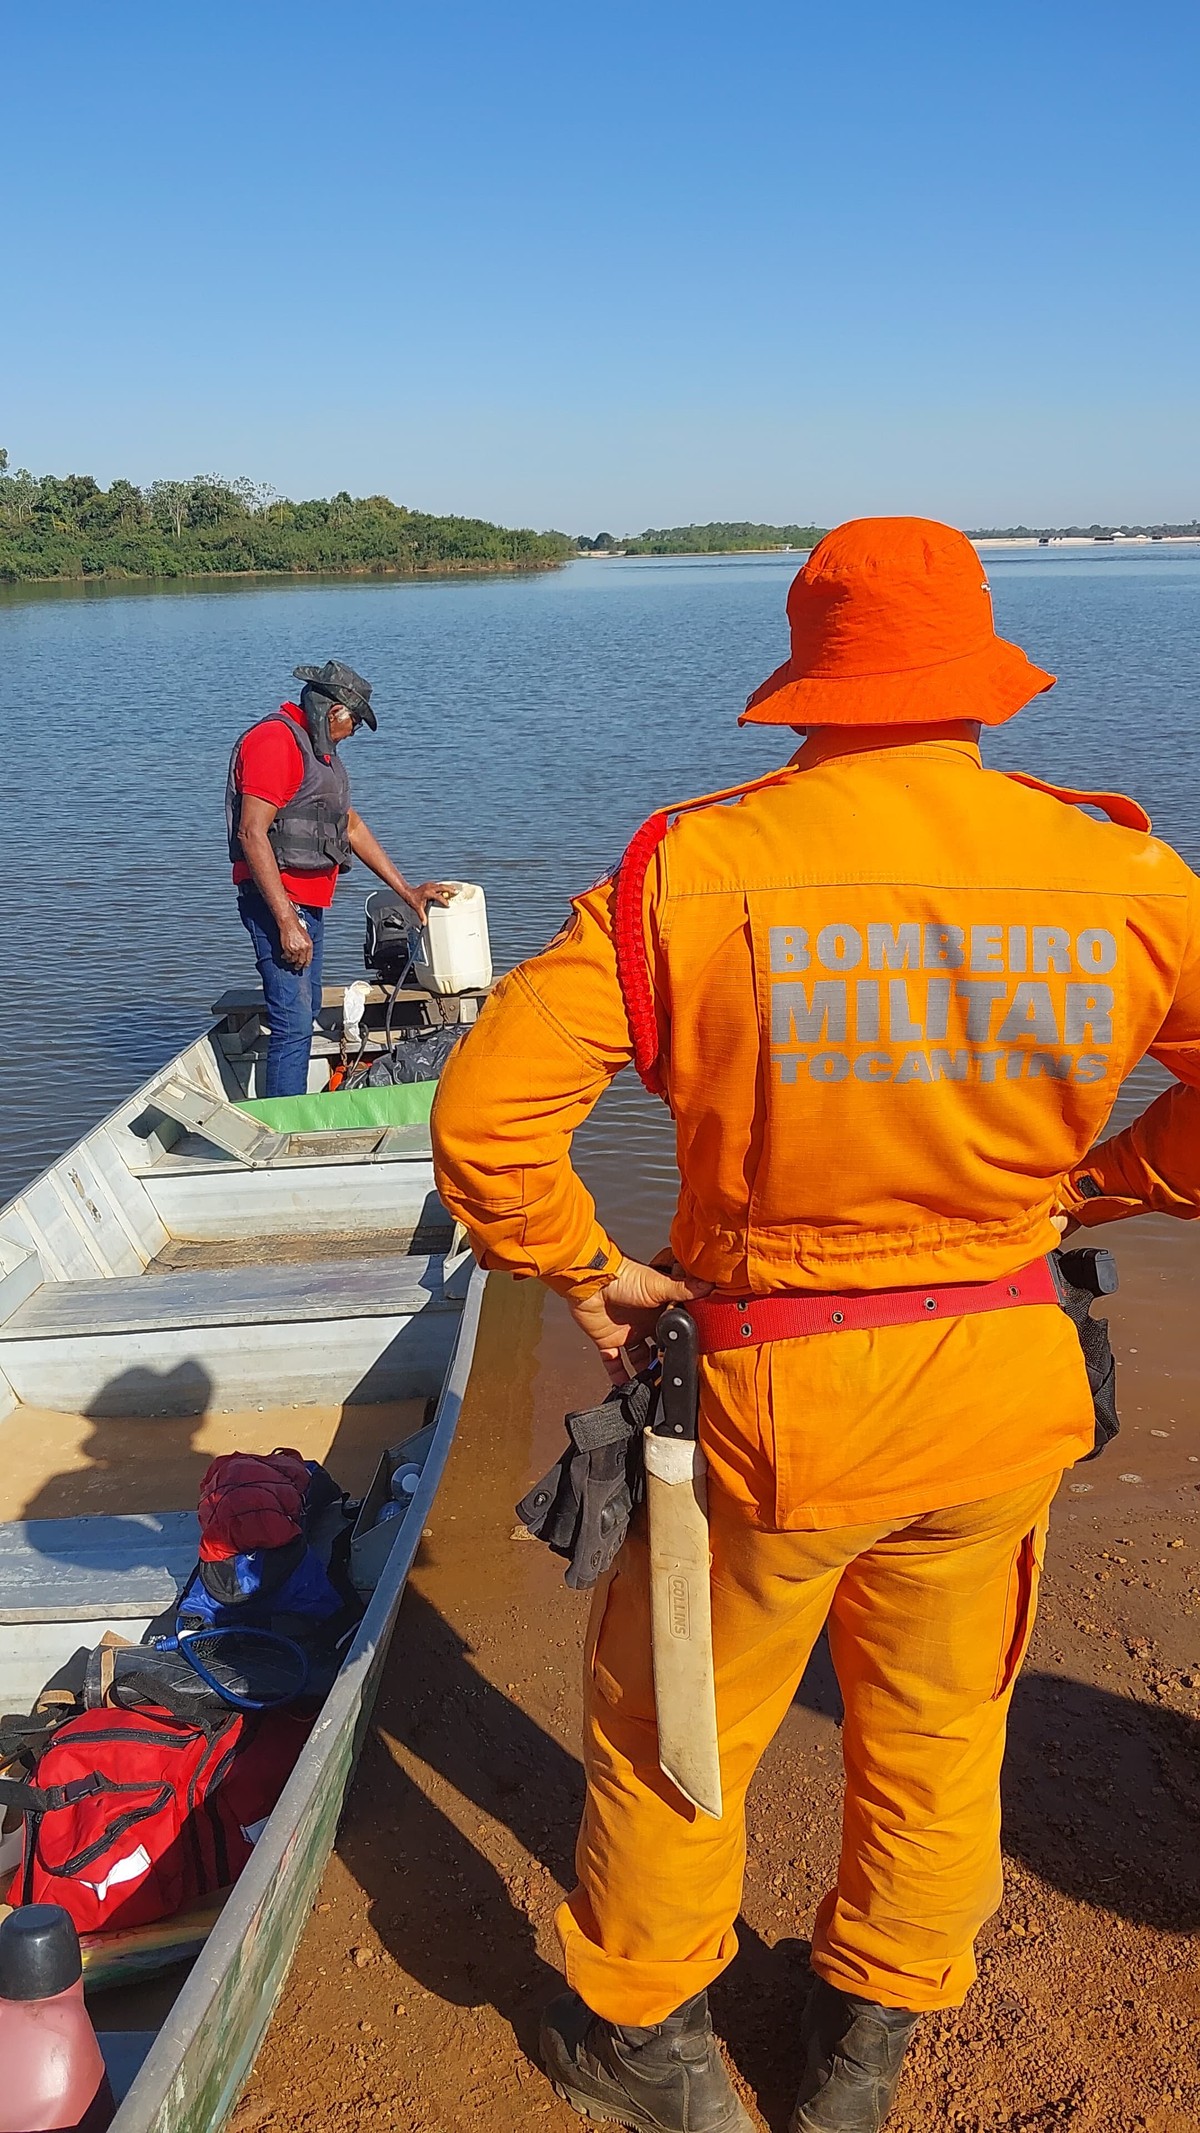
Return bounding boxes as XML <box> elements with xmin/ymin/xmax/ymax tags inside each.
<box><xmin>107</xmin><ymin>1260</ymin><xmax>488</xmax><ymax>2133</ymax></box>
<box><xmin>0</xmin><ymin>1025</ymin><xmax>242</xmax><ymax>1238</ymax></box>
<box><xmin>0</xmin><ymin>1014</ymin><xmax>439</xmax><ymax>1253</ymax></box>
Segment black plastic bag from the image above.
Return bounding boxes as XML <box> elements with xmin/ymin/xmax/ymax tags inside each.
<box><xmin>346</xmin><ymin>1026</ymin><xmax>461</xmax><ymax>1088</ymax></box>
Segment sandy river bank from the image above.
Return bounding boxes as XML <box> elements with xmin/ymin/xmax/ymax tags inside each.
<box><xmin>237</xmin><ymin>1216</ymin><xmax>1200</xmax><ymax>2133</ymax></box>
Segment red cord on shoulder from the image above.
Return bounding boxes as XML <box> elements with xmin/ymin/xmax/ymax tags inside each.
<box><xmin>613</xmin><ymin>810</ymin><xmax>671</xmax><ymax>1098</ymax></box>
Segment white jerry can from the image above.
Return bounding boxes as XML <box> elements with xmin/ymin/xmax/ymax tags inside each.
<box><xmin>410</xmin><ymin>882</ymin><xmax>493</xmax><ymax>996</ymax></box>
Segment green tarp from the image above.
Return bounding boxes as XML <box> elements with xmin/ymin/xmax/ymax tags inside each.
<box><xmin>235</xmin><ymin>1082</ymin><xmax>437</xmax><ymax>1133</ymax></box>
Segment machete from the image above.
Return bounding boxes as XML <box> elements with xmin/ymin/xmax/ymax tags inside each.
<box><xmin>646</xmin><ymin>1305</ymin><xmax>722</xmax><ymax>1819</ymax></box>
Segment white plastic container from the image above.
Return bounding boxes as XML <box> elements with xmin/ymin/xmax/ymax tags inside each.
<box><xmin>411</xmin><ymin>882</ymin><xmax>492</xmax><ymax>996</ymax></box>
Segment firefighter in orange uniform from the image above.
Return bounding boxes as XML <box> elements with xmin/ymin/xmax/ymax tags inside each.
<box><xmin>431</xmin><ymin>519</ymin><xmax>1200</xmax><ymax>2133</ymax></box>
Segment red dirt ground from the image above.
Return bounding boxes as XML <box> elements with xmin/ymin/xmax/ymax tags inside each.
<box><xmin>239</xmin><ymin>1228</ymin><xmax>1200</xmax><ymax>2132</ymax></box>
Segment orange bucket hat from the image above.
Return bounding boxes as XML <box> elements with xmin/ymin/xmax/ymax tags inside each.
<box><xmin>740</xmin><ymin>515</ymin><xmax>1055</xmax><ymax>728</ymax></box>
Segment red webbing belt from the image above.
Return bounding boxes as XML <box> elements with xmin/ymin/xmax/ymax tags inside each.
<box><xmin>690</xmin><ymin>1257</ymin><xmax>1059</xmax><ymax>1355</ymax></box>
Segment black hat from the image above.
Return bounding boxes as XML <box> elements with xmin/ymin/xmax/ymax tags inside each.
<box><xmin>292</xmin><ymin>658</ymin><xmax>378</xmax><ymax>730</ymax></box>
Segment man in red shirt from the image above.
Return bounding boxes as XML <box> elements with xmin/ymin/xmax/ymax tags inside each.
<box><xmin>226</xmin><ymin>658</ymin><xmax>448</xmax><ymax>1096</ymax></box>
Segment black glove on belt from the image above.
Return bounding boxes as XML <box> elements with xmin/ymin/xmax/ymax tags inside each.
<box><xmin>516</xmin><ymin>1372</ymin><xmax>659</xmax><ymax>1590</ymax></box>
<box><xmin>1051</xmin><ymin>1245</ymin><xmax>1120</xmax><ymax>1458</ymax></box>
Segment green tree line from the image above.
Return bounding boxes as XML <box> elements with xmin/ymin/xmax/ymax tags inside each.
<box><xmin>614</xmin><ymin>521</ymin><xmax>826</xmax><ymax>554</ymax></box>
<box><xmin>0</xmin><ymin>452</ymin><xmax>574</xmax><ymax>582</ymax></box>
<box><xmin>965</xmin><ymin>522</ymin><xmax>1200</xmax><ymax>538</ymax></box>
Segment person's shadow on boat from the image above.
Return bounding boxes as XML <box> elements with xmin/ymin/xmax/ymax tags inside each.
<box><xmin>17</xmin><ymin>1364</ymin><xmax>215</xmax><ymax>1582</ymax></box>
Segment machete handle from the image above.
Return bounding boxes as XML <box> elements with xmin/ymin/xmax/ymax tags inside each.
<box><xmin>655</xmin><ymin>1306</ymin><xmax>700</xmax><ymax>1440</ymax></box>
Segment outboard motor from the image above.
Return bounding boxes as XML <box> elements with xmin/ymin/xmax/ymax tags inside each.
<box><xmin>363</xmin><ymin>890</ymin><xmax>418</xmax><ymax>986</ymax></box>
<box><xmin>352</xmin><ymin>885</ymin><xmax>490</xmax><ymax>1090</ymax></box>
<box><xmin>352</xmin><ymin>891</ymin><xmax>455</xmax><ymax>1087</ymax></box>
<box><xmin>364</xmin><ymin>884</ymin><xmax>492</xmax><ymax>996</ymax></box>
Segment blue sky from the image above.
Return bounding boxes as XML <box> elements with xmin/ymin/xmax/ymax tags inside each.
<box><xmin>5</xmin><ymin>2</ymin><xmax>1198</xmax><ymax>530</ymax></box>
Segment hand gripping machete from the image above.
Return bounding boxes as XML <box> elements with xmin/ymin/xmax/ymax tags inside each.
<box><xmin>647</xmin><ymin>1306</ymin><xmax>722</xmax><ymax>1819</ymax></box>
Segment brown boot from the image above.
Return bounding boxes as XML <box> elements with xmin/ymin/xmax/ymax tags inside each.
<box><xmin>541</xmin><ymin>1988</ymin><xmax>754</xmax><ymax>2132</ymax></box>
<box><xmin>790</xmin><ymin>1979</ymin><xmax>919</xmax><ymax>2132</ymax></box>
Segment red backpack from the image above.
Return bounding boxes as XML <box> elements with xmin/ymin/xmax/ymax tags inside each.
<box><xmin>3</xmin><ymin>1704</ymin><xmax>310</xmax><ymax>1934</ymax></box>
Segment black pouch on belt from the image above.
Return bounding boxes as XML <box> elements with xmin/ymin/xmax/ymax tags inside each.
<box><xmin>1051</xmin><ymin>1246</ymin><xmax>1120</xmax><ymax>1459</ymax></box>
<box><xmin>515</xmin><ymin>1372</ymin><xmax>659</xmax><ymax>1590</ymax></box>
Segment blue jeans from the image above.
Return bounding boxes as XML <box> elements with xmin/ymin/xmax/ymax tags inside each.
<box><xmin>237</xmin><ymin>886</ymin><xmax>326</xmax><ymax>1098</ymax></box>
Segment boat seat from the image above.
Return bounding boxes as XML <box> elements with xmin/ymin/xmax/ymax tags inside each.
<box><xmin>0</xmin><ymin>1512</ymin><xmax>197</xmax><ymax>1624</ymax></box>
<box><xmin>0</xmin><ymin>1253</ymin><xmax>451</xmax><ymax>1343</ymax></box>
<box><xmin>146</xmin><ymin>1076</ymin><xmax>287</xmax><ymax>1165</ymax></box>
<box><xmin>126</xmin><ymin>1122</ymin><xmax>436</xmax><ymax>1173</ymax></box>
<box><xmin>210</xmin><ymin>984</ymin><xmax>388</xmax><ymax>1015</ymax></box>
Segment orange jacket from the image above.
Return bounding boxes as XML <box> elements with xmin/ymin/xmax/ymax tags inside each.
<box><xmin>432</xmin><ymin>731</ymin><xmax>1200</xmax><ymax>1520</ymax></box>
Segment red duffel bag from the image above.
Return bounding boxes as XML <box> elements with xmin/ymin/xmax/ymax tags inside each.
<box><xmin>3</xmin><ymin>1703</ymin><xmax>310</xmax><ymax>1933</ymax></box>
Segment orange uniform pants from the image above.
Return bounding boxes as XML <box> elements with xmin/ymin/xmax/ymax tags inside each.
<box><xmin>557</xmin><ymin>1470</ymin><xmax>1059</xmax><ymax>2025</ymax></box>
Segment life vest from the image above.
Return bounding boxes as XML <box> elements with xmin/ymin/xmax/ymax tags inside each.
<box><xmin>613</xmin><ymin>765</ymin><xmax>1152</xmax><ymax>1101</ymax></box>
<box><xmin>226</xmin><ymin>714</ymin><xmax>352</xmax><ymax>874</ymax></box>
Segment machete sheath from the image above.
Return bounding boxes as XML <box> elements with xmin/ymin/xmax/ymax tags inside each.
<box><xmin>647</xmin><ymin>1307</ymin><xmax>722</xmax><ymax>1819</ymax></box>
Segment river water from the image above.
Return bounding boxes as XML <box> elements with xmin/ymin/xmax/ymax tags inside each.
<box><xmin>3</xmin><ymin>548</ymin><xmax>1200</xmax><ymax>1243</ymax></box>
<box><xmin>5</xmin><ymin>551</ymin><xmax>1200</xmax><ymax>2115</ymax></box>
